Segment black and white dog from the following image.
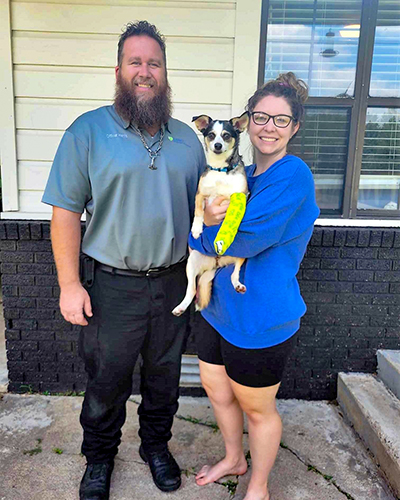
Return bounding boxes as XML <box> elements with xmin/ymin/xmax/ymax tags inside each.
<box><xmin>172</xmin><ymin>112</ymin><xmax>249</xmax><ymax>316</ymax></box>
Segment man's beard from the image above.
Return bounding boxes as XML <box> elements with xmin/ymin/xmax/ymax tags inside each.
<box><xmin>114</xmin><ymin>73</ymin><xmax>172</xmax><ymax>129</ymax></box>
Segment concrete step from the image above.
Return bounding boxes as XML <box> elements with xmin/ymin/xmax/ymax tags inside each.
<box><xmin>337</xmin><ymin>372</ymin><xmax>400</xmax><ymax>498</ymax></box>
<box><xmin>378</xmin><ymin>350</ymin><xmax>400</xmax><ymax>400</ymax></box>
<box><xmin>180</xmin><ymin>354</ymin><xmax>201</xmax><ymax>387</ymax></box>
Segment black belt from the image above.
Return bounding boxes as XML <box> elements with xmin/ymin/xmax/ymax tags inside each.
<box><xmin>96</xmin><ymin>259</ymin><xmax>186</xmax><ymax>278</ymax></box>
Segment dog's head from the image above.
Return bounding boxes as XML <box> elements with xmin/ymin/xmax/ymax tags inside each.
<box><xmin>192</xmin><ymin>112</ymin><xmax>249</xmax><ymax>163</ymax></box>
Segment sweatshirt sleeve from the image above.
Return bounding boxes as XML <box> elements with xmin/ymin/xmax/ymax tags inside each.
<box><xmin>188</xmin><ymin>159</ymin><xmax>319</xmax><ymax>258</ymax></box>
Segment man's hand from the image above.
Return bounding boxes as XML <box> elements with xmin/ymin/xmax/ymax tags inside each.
<box><xmin>60</xmin><ymin>282</ymin><xmax>93</xmax><ymax>326</ymax></box>
<box><xmin>51</xmin><ymin>207</ymin><xmax>93</xmax><ymax>326</ymax></box>
<box><xmin>204</xmin><ymin>196</ymin><xmax>230</xmax><ymax>226</ymax></box>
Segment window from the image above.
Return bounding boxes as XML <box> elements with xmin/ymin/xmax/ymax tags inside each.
<box><xmin>264</xmin><ymin>0</ymin><xmax>362</xmax><ymax>97</ymax></box>
<box><xmin>289</xmin><ymin>107</ymin><xmax>351</xmax><ymax>212</ymax></box>
<box><xmin>259</xmin><ymin>0</ymin><xmax>400</xmax><ymax>218</ymax></box>
<box><xmin>370</xmin><ymin>1</ymin><xmax>400</xmax><ymax>97</ymax></box>
<box><xmin>359</xmin><ymin>108</ymin><xmax>400</xmax><ymax>210</ymax></box>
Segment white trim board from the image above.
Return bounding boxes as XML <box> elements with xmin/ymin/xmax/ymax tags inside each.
<box><xmin>1</xmin><ymin>211</ymin><xmax>84</xmax><ymax>221</ymax></box>
<box><xmin>315</xmin><ymin>219</ymin><xmax>400</xmax><ymax>228</ymax></box>
<box><xmin>2</xmin><ymin>212</ymin><xmax>400</xmax><ymax>228</ymax></box>
<box><xmin>0</xmin><ymin>0</ymin><xmax>19</xmax><ymax>211</ymax></box>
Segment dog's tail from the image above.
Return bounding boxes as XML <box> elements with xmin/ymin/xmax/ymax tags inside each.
<box><xmin>195</xmin><ymin>269</ymin><xmax>216</xmax><ymax>312</ymax></box>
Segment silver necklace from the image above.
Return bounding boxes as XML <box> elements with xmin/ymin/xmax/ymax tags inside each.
<box><xmin>137</xmin><ymin>127</ymin><xmax>165</xmax><ymax>170</ymax></box>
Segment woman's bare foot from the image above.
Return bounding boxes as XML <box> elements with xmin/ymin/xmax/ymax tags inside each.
<box><xmin>195</xmin><ymin>456</ymin><xmax>248</xmax><ymax>486</ymax></box>
<box><xmin>243</xmin><ymin>487</ymin><xmax>270</xmax><ymax>500</ymax></box>
<box><xmin>243</xmin><ymin>493</ymin><xmax>269</xmax><ymax>500</ymax></box>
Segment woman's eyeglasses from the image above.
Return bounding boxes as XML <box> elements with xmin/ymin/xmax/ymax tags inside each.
<box><xmin>250</xmin><ymin>112</ymin><xmax>295</xmax><ymax>128</ymax></box>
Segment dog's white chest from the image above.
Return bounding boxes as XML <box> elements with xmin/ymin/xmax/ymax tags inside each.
<box><xmin>200</xmin><ymin>170</ymin><xmax>247</xmax><ymax>197</ymax></box>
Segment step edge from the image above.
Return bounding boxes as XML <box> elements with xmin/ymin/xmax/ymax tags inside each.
<box><xmin>337</xmin><ymin>374</ymin><xmax>400</xmax><ymax>497</ymax></box>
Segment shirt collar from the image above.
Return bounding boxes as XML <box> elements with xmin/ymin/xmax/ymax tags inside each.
<box><xmin>111</xmin><ymin>104</ymin><xmax>130</xmax><ymax>129</ymax></box>
<box><xmin>112</xmin><ymin>104</ymin><xmax>171</xmax><ymax>133</ymax></box>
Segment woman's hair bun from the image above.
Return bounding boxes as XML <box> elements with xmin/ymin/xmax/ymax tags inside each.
<box><xmin>276</xmin><ymin>72</ymin><xmax>309</xmax><ymax>104</ymax></box>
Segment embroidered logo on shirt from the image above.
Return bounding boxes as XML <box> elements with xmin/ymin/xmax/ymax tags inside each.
<box><xmin>106</xmin><ymin>133</ymin><xmax>128</xmax><ymax>139</ymax></box>
<box><xmin>168</xmin><ymin>137</ymin><xmax>190</xmax><ymax>147</ymax></box>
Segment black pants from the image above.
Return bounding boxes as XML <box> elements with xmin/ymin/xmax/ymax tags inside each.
<box><xmin>78</xmin><ymin>262</ymin><xmax>190</xmax><ymax>463</ymax></box>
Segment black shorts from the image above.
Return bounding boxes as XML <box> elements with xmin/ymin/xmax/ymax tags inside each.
<box><xmin>195</xmin><ymin>314</ymin><xmax>297</xmax><ymax>388</ymax></box>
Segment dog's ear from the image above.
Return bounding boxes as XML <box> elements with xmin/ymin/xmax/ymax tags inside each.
<box><xmin>192</xmin><ymin>115</ymin><xmax>212</xmax><ymax>133</ymax></box>
<box><xmin>230</xmin><ymin>112</ymin><xmax>249</xmax><ymax>133</ymax></box>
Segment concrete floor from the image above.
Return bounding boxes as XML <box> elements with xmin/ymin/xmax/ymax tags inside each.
<box><xmin>0</xmin><ymin>298</ymin><xmax>397</xmax><ymax>499</ymax></box>
<box><xmin>0</xmin><ymin>393</ymin><xmax>396</xmax><ymax>500</ymax></box>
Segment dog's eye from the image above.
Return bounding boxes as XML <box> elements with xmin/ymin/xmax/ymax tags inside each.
<box><xmin>208</xmin><ymin>133</ymin><xmax>216</xmax><ymax>140</ymax></box>
<box><xmin>222</xmin><ymin>133</ymin><xmax>231</xmax><ymax>141</ymax></box>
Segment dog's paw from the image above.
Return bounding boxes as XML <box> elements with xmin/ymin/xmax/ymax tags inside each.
<box><xmin>191</xmin><ymin>218</ymin><xmax>203</xmax><ymax>239</ymax></box>
<box><xmin>172</xmin><ymin>306</ymin><xmax>185</xmax><ymax>316</ymax></box>
<box><xmin>235</xmin><ymin>284</ymin><xmax>246</xmax><ymax>294</ymax></box>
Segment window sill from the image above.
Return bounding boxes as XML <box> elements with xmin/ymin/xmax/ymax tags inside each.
<box><xmin>316</xmin><ymin>218</ymin><xmax>400</xmax><ymax>227</ymax></box>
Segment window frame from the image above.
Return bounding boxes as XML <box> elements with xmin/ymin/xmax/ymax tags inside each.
<box><xmin>258</xmin><ymin>0</ymin><xmax>400</xmax><ymax>219</ymax></box>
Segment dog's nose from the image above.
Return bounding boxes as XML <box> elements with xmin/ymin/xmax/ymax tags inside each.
<box><xmin>214</xmin><ymin>143</ymin><xmax>222</xmax><ymax>151</ymax></box>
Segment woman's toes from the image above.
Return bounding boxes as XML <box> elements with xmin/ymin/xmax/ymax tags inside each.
<box><xmin>195</xmin><ymin>465</ymin><xmax>210</xmax><ymax>480</ymax></box>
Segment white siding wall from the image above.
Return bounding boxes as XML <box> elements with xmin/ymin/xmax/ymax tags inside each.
<box><xmin>1</xmin><ymin>0</ymin><xmax>262</xmax><ymax>219</ymax></box>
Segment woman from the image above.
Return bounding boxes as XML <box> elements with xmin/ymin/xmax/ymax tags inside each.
<box><xmin>188</xmin><ymin>72</ymin><xmax>320</xmax><ymax>500</ymax></box>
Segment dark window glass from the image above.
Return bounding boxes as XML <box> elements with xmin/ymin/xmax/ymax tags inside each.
<box><xmin>370</xmin><ymin>0</ymin><xmax>400</xmax><ymax>97</ymax></box>
<box><xmin>261</xmin><ymin>0</ymin><xmax>400</xmax><ymax>218</ymax></box>
<box><xmin>264</xmin><ymin>0</ymin><xmax>362</xmax><ymax>97</ymax></box>
<box><xmin>290</xmin><ymin>107</ymin><xmax>351</xmax><ymax>211</ymax></box>
<box><xmin>358</xmin><ymin>108</ymin><xmax>400</xmax><ymax>210</ymax></box>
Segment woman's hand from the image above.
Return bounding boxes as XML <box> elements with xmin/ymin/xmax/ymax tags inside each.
<box><xmin>204</xmin><ymin>196</ymin><xmax>230</xmax><ymax>226</ymax></box>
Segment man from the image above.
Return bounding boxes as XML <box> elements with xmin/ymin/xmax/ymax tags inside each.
<box><xmin>42</xmin><ymin>21</ymin><xmax>206</xmax><ymax>500</ymax></box>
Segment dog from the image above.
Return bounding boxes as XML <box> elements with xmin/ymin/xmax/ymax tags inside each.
<box><xmin>172</xmin><ymin>112</ymin><xmax>249</xmax><ymax>317</ymax></box>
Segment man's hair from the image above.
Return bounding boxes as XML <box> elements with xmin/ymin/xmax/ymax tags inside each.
<box><xmin>117</xmin><ymin>20</ymin><xmax>167</xmax><ymax>67</ymax></box>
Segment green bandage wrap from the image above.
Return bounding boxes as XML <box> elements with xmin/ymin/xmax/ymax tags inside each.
<box><xmin>214</xmin><ymin>192</ymin><xmax>246</xmax><ymax>255</ymax></box>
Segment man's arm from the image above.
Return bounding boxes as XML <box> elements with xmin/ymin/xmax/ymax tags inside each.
<box><xmin>51</xmin><ymin>206</ymin><xmax>92</xmax><ymax>326</ymax></box>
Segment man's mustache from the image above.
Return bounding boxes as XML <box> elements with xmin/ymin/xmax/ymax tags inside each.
<box><xmin>114</xmin><ymin>72</ymin><xmax>172</xmax><ymax>128</ymax></box>
<box><xmin>132</xmin><ymin>77</ymin><xmax>157</xmax><ymax>89</ymax></box>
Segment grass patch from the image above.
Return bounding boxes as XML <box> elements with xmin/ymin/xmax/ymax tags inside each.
<box><xmin>43</xmin><ymin>391</ymin><xmax>85</xmax><ymax>397</ymax></box>
<box><xmin>19</xmin><ymin>386</ymin><xmax>85</xmax><ymax>397</ymax></box>
<box><xmin>20</xmin><ymin>385</ymin><xmax>34</xmax><ymax>394</ymax></box>
<box><xmin>182</xmin><ymin>467</ymin><xmax>196</xmax><ymax>478</ymax></box>
<box><xmin>175</xmin><ymin>414</ymin><xmax>219</xmax><ymax>432</ymax></box>
<box><xmin>23</xmin><ymin>439</ymin><xmax>42</xmax><ymax>456</ymax></box>
<box><xmin>220</xmin><ymin>479</ymin><xmax>238</xmax><ymax>497</ymax></box>
<box><xmin>280</xmin><ymin>440</ymin><xmax>356</xmax><ymax>500</ymax></box>
<box><xmin>53</xmin><ymin>448</ymin><xmax>63</xmax><ymax>455</ymax></box>
<box><xmin>307</xmin><ymin>463</ymin><xmax>354</xmax><ymax>499</ymax></box>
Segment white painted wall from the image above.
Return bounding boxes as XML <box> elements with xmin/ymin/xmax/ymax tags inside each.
<box><xmin>0</xmin><ymin>0</ymin><xmax>262</xmax><ymax>219</ymax></box>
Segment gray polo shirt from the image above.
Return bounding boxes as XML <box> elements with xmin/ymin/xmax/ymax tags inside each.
<box><xmin>42</xmin><ymin>105</ymin><xmax>205</xmax><ymax>270</ymax></box>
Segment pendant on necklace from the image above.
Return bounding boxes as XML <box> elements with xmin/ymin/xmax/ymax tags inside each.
<box><xmin>137</xmin><ymin>127</ymin><xmax>164</xmax><ymax>171</ymax></box>
<box><xmin>149</xmin><ymin>152</ymin><xmax>158</xmax><ymax>170</ymax></box>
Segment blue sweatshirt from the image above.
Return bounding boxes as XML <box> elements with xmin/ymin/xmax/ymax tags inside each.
<box><xmin>188</xmin><ymin>155</ymin><xmax>320</xmax><ymax>349</ymax></box>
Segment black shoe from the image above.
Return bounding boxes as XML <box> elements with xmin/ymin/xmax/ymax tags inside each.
<box><xmin>139</xmin><ymin>445</ymin><xmax>181</xmax><ymax>492</ymax></box>
<box><xmin>79</xmin><ymin>461</ymin><xmax>114</xmax><ymax>500</ymax></box>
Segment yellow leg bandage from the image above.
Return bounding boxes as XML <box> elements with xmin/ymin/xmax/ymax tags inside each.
<box><xmin>214</xmin><ymin>192</ymin><xmax>246</xmax><ymax>255</ymax></box>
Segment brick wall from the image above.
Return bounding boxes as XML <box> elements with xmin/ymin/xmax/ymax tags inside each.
<box><xmin>280</xmin><ymin>227</ymin><xmax>400</xmax><ymax>399</ymax></box>
<box><xmin>1</xmin><ymin>221</ymin><xmax>400</xmax><ymax>399</ymax></box>
<box><xmin>0</xmin><ymin>222</ymin><xmax>86</xmax><ymax>393</ymax></box>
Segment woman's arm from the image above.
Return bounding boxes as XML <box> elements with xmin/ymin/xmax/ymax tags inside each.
<box><xmin>189</xmin><ymin>163</ymin><xmax>319</xmax><ymax>258</ymax></box>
